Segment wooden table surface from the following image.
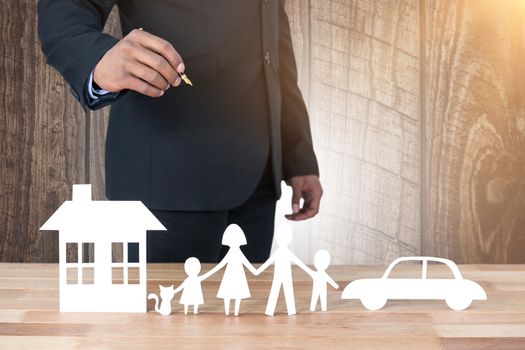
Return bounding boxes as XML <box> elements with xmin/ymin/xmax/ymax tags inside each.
<box><xmin>0</xmin><ymin>263</ymin><xmax>524</xmax><ymax>349</ymax></box>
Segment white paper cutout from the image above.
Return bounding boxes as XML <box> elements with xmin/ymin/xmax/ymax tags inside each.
<box><xmin>40</xmin><ymin>184</ymin><xmax>166</xmax><ymax>313</ymax></box>
<box><xmin>148</xmin><ymin>285</ymin><xmax>176</xmax><ymax>316</ymax></box>
<box><xmin>43</xmin><ymin>186</ymin><xmax>483</xmax><ymax>317</ymax></box>
<box><xmin>310</xmin><ymin>250</ymin><xmax>339</xmax><ymax>312</ymax></box>
<box><xmin>341</xmin><ymin>256</ymin><xmax>487</xmax><ymax>311</ymax></box>
<box><xmin>256</xmin><ymin>223</ymin><xmax>314</xmax><ymax>316</ymax></box>
<box><xmin>172</xmin><ymin>257</ymin><xmax>207</xmax><ymax>315</ymax></box>
<box><xmin>201</xmin><ymin>224</ymin><xmax>257</xmax><ymax>316</ymax></box>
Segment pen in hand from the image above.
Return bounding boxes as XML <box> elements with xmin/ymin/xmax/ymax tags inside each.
<box><xmin>179</xmin><ymin>72</ymin><xmax>193</xmax><ymax>87</ymax></box>
<box><xmin>138</xmin><ymin>27</ymin><xmax>193</xmax><ymax>88</ymax></box>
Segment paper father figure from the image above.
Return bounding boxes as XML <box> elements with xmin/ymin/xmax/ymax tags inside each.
<box><xmin>256</xmin><ymin>223</ymin><xmax>314</xmax><ymax>316</ymax></box>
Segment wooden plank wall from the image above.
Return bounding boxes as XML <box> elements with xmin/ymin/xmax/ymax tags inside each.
<box><xmin>293</xmin><ymin>0</ymin><xmax>421</xmax><ymax>264</ymax></box>
<box><xmin>0</xmin><ymin>0</ymin><xmax>87</xmax><ymax>262</ymax></box>
<box><xmin>422</xmin><ymin>0</ymin><xmax>525</xmax><ymax>263</ymax></box>
<box><xmin>1</xmin><ymin>0</ymin><xmax>524</xmax><ymax>264</ymax></box>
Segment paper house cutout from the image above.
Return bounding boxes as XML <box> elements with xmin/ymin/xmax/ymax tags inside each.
<box><xmin>40</xmin><ymin>184</ymin><xmax>166</xmax><ymax>313</ymax></box>
<box><xmin>341</xmin><ymin>256</ymin><xmax>487</xmax><ymax>311</ymax></box>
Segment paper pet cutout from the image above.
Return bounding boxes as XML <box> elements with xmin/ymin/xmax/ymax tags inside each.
<box><xmin>201</xmin><ymin>224</ymin><xmax>257</xmax><ymax>316</ymax></box>
<box><xmin>257</xmin><ymin>223</ymin><xmax>314</xmax><ymax>316</ymax></box>
<box><xmin>40</xmin><ymin>184</ymin><xmax>166</xmax><ymax>313</ymax></box>
<box><xmin>148</xmin><ymin>285</ymin><xmax>176</xmax><ymax>316</ymax></box>
<box><xmin>341</xmin><ymin>256</ymin><xmax>487</xmax><ymax>311</ymax></box>
<box><xmin>310</xmin><ymin>250</ymin><xmax>339</xmax><ymax>312</ymax></box>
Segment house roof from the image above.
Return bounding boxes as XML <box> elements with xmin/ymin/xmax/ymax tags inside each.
<box><xmin>40</xmin><ymin>201</ymin><xmax>167</xmax><ymax>231</ymax></box>
<box><xmin>40</xmin><ymin>185</ymin><xmax>166</xmax><ymax>232</ymax></box>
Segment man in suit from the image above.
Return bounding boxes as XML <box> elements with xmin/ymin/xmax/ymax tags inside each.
<box><xmin>38</xmin><ymin>0</ymin><xmax>322</xmax><ymax>263</ymax></box>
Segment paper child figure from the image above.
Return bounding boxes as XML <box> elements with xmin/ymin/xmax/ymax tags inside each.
<box><xmin>310</xmin><ymin>250</ymin><xmax>339</xmax><ymax>312</ymax></box>
<box><xmin>148</xmin><ymin>285</ymin><xmax>176</xmax><ymax>316</ymax></box>
<box><xmin>172</xmin><ymin>257</ymin><xmax>207</xmax><ymax>315</ymax></box>
<box><xmin>201</xmin><ymin>224</ymin><xmax>257</xmax><ymax>316</ymax></box>
<box><xmin>256</xmin><ymin>223</ymin><xmax>314</xmax><ymax>316</ymax></box>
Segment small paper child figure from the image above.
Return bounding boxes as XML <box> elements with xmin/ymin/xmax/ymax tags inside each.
<box><xmin>256</xmin><ymin>222</ymin><xmax>314</xmax><ymax>316</ymax></box>
<box><xmin>148</xmin><ymin>285</ymin><xmax>176</xmax><ymax>316</ymax></box>
<box><xmin>173</xmin><ymin>257</ymin><xmax>207</xmax><ymax>315</ymax></box>
<box><xmin>310</xmin><ymin>250</ymin><xmax>339</xmax><ymax>312</ymax></box>
<box><xmin>201</xmin><ymin>224</ymin><xmax>257</xmax><ymax>316</ymax></box>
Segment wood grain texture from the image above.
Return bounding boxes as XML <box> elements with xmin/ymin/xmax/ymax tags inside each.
<box><xmin>284</xmin><ymin>0</ymin><xmax>311</xmax><ymax>100</ymax></box>
<box><xmin>2</xmin><ymin>0</ymin><xmax>525</xmax><ymax>264</ymax></box>
<box><xmin>0</xmin><ymin>0</ymin><xmax>86</xmax><ymax>262</ymax></box>
<box><xmin>0</xmin><ymin>263</ymin><xmax>524</xmax><ymax>349</ymax></box>
<box><xmin>308</xmin><ymin>0</ymin><xmax>421</xmax><ymax>264</ymax></box>
<box><xmin>422</xmin><ymin>0</ymin><xmax>525</xmax><ymax>263</ymax></box>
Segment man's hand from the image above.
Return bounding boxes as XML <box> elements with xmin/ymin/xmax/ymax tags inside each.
<box><xmin>93</xmin><ymin>29</ymin><xmax>185</xmax><ymax>97</ymax></box>
<box><xmin>284</xmin><ymin>175</ymin><xmax>323</xmax><ymax>221</ymax></box>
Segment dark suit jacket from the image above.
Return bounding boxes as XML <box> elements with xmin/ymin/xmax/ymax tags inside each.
<box><xmin>38</xmin><ymin>0</ymin><xmax>319</xmax><ymax>210</ymax></box>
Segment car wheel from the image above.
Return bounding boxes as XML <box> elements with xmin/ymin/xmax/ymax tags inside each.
<box><xmin>360</xmin><ymin>296</ymin><xmax>387</xmax><ymax>311</ymax></box>
<box><xmin>445</xmin><ymin>296</ymin><xmax>472</xmax><ymax>311</ymax></box>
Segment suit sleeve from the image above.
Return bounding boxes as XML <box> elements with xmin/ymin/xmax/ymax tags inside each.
<box><xmin>278</xmin><ymin>0</ymin><xmax>320</xmax><ymax>179</ymax></box>
<box><xmin>37</xmin><ymin>0</ymin><xmax>120</xmax><ymax>109</ymax></box>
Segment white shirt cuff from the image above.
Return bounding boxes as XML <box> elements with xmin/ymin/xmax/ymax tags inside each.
<box><xmin>87</xmin><ymin>71</ymin><xmax>111</xmax><ymax>100</ymax></box>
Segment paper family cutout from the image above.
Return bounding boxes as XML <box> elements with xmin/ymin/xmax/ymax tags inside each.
<box><xmin>199</xmin><ymin>224</ymin><xmax>257</xmax><ymax>316</ymax></box>
<box><xmin>41</xmin><ymin>185</ymin><xmax>486</xmax><ymax>315</ymax></box>
<box><xmin>148</xmin><ymin>223</ymin><xmax>339</xmax><ymax>317</ymax></box>
<box><xmin>256</xmin><ymin>224</ymin><xmax>339</xmax><ymax>316</ymax></box>
<box><xmin>310</xmin><ymin>250</ymin><xmax>339</xmax><ymax>312</ymax></box>
<box><xmin>148</xmin><ymin>257</ymin><xmax>205</xmax><ymax>315</ymax></box>
<box><xmin>341</xmin><ymin>256</ymin><xmax>487</xmax><ymax>311</ymax></box>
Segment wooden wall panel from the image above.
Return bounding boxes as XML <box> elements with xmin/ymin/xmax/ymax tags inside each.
<box><xmin>0</xmin><ymin>0</ymin><xmax>86</xmax><ymax>262</ymax></box>
<box><xmin>423</xmin><ymin>0</ymin><xmax>525</xmax><ymax>263</ymax></box>
<box><xmin>309</xmin><ymin>0</ymin><xmax>421</xmax><ymax>264</ymax></box>
<box><xmin>284</xmin><ymin>0</ymin><xmax>311</xmax><ymax>100</ymax></box>
<box><xmin>2</xmin><ymin>0</ymin><xmax>525</xmax><ymax>264</ymax></box>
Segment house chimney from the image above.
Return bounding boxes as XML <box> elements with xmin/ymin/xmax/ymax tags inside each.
<box><xmin>72</xmin><ymin>184</ymin><xmax>92</xmax><ymax>202</ymax></box>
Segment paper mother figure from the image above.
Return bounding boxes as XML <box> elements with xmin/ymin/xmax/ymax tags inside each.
<box><xmin>201</xmin><ymin>224</ymin><xmax>257</xmax><ymax>316</ymax></box>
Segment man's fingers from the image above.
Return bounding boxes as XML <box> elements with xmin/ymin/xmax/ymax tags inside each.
<box><xmin>125</xmin><ymin>76</ymin><xmax>164</xmax><ymax>98</ymax></box>
<box><xmin>130</xmin><ymin>29</ymin><xmax>185</xmax><ymax>73</ymax></box>
<box><xmin>291</xmin><ymin>184</ymin><xmax>302</xmax><ymax>214</ymax></box>
<box><xmin>296</xmin><ymin>195</ymin><xmax>321</xmax><ymax>220</ymax></box>
<box><xmin>131</xmin><ymin>44</ymin><xmax>180</xmax><ymax>86</ymax></box>
<box><xmin>287</xmin><ymin>203</ymin><xmax>318</xmax><ymax>221</ymax></box>
<box><xmin>284</xmin><ymin>176</ymin><xmax>323</xmax><ymax>221</ymax></box>
<box><xmin>126</xmin><ymin>61</ymin><xmax>170</xmax><ymax>91</ymax></box>
<box><xmin>286</xmin><ymin>188</ymin><xmax>321</xmax><ymax>221</ymax></box>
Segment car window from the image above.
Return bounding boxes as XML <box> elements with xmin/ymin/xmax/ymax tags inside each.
<box><xmin>384</xmin><ymin>259</ymin><xmax>457</xmax><ymax>279</ymax></box>
<box><xmin>425</xmin><ymin>260</ymin><xmax>457</xmax><ymax>279</ymax></box>
<box><xmin>384</xmin><ymin>260</ymin><xmax>421</xmax><ymax>279</ymax></box>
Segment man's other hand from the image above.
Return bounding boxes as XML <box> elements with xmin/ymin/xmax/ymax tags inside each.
<box><xmin>93</xmin><ymin>29</ymin><xmax>185</xmax><ymax>97</ymax></box>
<box><xmin>284</xmin><ymin>175</ymin><xmax>323</xmax><ymax>221</ymax></box>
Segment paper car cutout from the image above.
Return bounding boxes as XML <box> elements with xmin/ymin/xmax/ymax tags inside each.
<box><xmin>341</xmin><ymin>256</ymin><xmax>487</xmax><ymax>311</ymax></box>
